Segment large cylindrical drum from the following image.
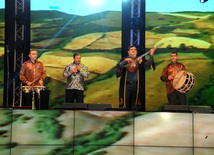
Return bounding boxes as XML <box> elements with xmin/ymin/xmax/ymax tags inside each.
<box><xmin>173</xmin><ymin>71</ymin><xmax>195</xmax><ymax>93</ymax></box>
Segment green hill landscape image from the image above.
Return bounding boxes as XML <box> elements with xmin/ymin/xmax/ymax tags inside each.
<box><xmin>27</xmin><ymin>10</ymin><xmax>214</xmax><ymax>110</ymax></box>
<box><xmin>0</xmin><ymin>9</ymin><xmax>214</xmax><ymax>110</ymax></box>
<box><xmin>30</xmin><ymin>10</ymin><xmax>122</xmax><ymax>109</ymax></box>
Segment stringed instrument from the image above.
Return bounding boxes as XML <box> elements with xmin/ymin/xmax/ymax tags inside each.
<box><xmin>124</xmin><ymin>43</ymin><xmax>164</xmax><ymax>73</ymax></box>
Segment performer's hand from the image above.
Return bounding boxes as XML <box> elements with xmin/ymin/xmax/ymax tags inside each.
<box><xmin>27</xmin><ymin>82</ymin><xmax>33</xmax><ymax>86</ymax></box>
<box><xmin>72</xmin><ymin>68</ymin><xmax>78</xmax><ymax>73</ymax></box>
<box><xmin>150</xmin><ymin>48</ymin><xmax>155</xmax><ymax>56</ymax></box>
<box><xmin>75</xmin><ymin>65</ymin><xmax>81</xmax><ymax>71</ymax></box>
<box><xmin>125</xmin><ymin>58</ymin><xmax>133</xmax><ymax>63</ymax></box>
<box><xmin>39</xmin><ymin>80</ymin><xmax>43</xmax><ymax>86</ymax></box>
<box><xmin>168</xmin><ymin>75</ymin><xmax>174</xmax><ymax>80</ymax></box>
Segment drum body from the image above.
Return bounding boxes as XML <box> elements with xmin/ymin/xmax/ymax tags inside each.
<box><xmin>173</xmin><ymin>71</ymin><xmax>195</xmax><ymax>93</ymax></box>
<box><xmin>22</xmin><ymin>86</ymin><xmax>32</xmax><ymax>93</ymax></box>
<box><xmin>33</xmin><ymin>86</ymin><xmax>46</xmax><ymax>93</ymax></box>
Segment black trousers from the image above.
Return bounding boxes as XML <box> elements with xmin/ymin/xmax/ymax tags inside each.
<box><xmin>167</xmin><ymin>90</ymin><xmax>186</xmax><ymax>105</ymax></box>
<box><xmin>22</xmin><ymin>90</ymin><xmax>50</xmax><ymax>109</ymax></box>
<box><xmin>125</xmin><ymin>83</ymin><xmax>137</xmax><ymax>109</ymax></box>
<box><xmin>22</xmin><ymin>91</ymin><xmax>32</xmax><ymax>107</ymax></box>
<box><xmin>66</xmin><ymin>89</ymin><xmax>84</xmax><ymax>103</ymax></box>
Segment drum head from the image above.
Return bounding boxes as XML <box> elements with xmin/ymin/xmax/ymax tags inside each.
<box><xmin>22</xmin><ymin>86</ymin><xmax>33</xmax><ymax>93</ymax></box>
<box><xmin>173</xmin><ymin>71</ymin><xmax>195</xmax><ymax>93</ymax></box>
<box><xmin>33</xmin><ymin>86</ymin><xmax>46</xmax><ymax>93</ymax></box>
<box><xmin>22</xmin><ymin>86</ymin><xmax>32</xmax><ymax>88</ymax></box>
<box><xmin>173</xmin><ymin>71</ymin><xmax>186</xmax><ymax>90</ymax></box>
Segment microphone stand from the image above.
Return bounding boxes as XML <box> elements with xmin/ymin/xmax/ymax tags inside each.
<box><xmin>6</xmin><ymin>45</ymin><xmax>10</xmax><ymax>107</ymax></box>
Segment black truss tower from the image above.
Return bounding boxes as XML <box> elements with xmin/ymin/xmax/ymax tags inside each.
<box><xmin>122</xmin><ymin>0</ymin><xmax>146</xmax><ymax>110</ymax></box>
<box><xmin>4</xmin><ymin>0</ymin><xmax>30</xmax><ymax>107</ymax></box>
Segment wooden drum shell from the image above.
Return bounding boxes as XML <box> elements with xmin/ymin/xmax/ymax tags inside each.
<box><xmin>173</xmin><ymin>71</ymin><xmax>195</xmax><ymax>93</ymax></box>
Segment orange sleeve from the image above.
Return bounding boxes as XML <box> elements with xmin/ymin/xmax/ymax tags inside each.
<box><xmin>40</xmin><ymin>63</ymin><xmax>46</xmax><ymax>81</ymax></box>
<box><xmin>160</xmin><ymin>65</ymin><xmax>169</xmax><ymax>82</ymax></box>
<box><xmin>19</xmin><ymin>63</ymin><xmax>27</xmax><ymax>84</ymax></box>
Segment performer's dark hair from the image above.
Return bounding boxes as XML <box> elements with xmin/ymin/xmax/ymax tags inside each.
<box><xmin>73</xmin><ymin>52</ymin><xmax>81</xmax><ymax>58</ymax></box>
<box><xmin>127</xmin><ymin>45</ymin><xmax>138</xmax><ymax>52</ymax></box>
<box><xmin>170</xmin><ymin>51</ymin><xmax>178</xmax><ymax>56</ymax></box>
<box><xmin>29</xmin><ymin>49</ymin><xmax>36</xmax><ymax>55</ymax></box>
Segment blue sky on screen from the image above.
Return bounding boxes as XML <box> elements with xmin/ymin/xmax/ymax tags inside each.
<box><xmin>0</xmin><ymin>0</ymin><xmax>214</xmax><ymax>15</ymax></box>
<box><xmin>30</xmin><ymin>0</ymin><xmax>122</xmax><ymax>16</ymax></box>
<box><xmin>146</xmin><ymin>0</ymin><xmax>214</xmax><ymax>12</ymax></box>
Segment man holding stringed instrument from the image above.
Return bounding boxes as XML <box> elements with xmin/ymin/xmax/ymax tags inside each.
<box><xmin>116</xmin><ymin>45</ymin><xmax>156</xmax><ymax>110</ymax></box>
<box><xmin>20</xmin><ymin>49</ymin><xmax>47</xmax><ymax>109</ymax></box>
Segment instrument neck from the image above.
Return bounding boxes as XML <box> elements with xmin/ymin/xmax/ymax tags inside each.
<box><xmin>136</xmin><ymin>43</ymin><xmax>164</xmax><ymax>61</ymax></box>
<box><xmin>136</xmin><ymin>50</ymin><xmax>150</xmax><ymax>61</ymax></box>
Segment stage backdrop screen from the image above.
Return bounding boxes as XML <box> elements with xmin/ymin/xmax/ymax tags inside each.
<box><xmin>145</xmin><ymin>0</ymin><xmax>214</xmax><ymax>111</ymax></box>
<box><xmin>31</xmin><ymin>0</ymin><xmax>214</xmax><ymax>110</ymax></box>
<box><xmin>31</xmin><ymin>0</ymin><xmax>122</xmax><ymax>108</ymax></box>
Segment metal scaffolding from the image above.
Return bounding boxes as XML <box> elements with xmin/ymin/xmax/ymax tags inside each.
<box><xmin>13</xmin><ymin>0</ymin><xmax>25</xmax><ymax>106</ymax></box>
<box><xmin>130</xmin><ymin>0</ymin><xmax>141</xmax><ymax>46</ymax></box>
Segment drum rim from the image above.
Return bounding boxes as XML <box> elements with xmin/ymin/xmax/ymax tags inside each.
<box><xmin>173</xmin><ymin>71</ymin><xmax>195</xmax><ymax>93</ymax></box>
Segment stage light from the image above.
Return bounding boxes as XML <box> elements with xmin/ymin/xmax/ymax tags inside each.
<box><xmin>200</xmin><ymin>0</ymin><xmax>208</xmax><ymax>3</ymax></box>
<box><xmin>15</xmin><ymin>10</ymin><xmax>25</xmax><ymax>25</ymax></box>
<box><xmin>87</xmin><ymin>0</ymin><xmax>103</xmax><ymax>6</ymax></box>
<box><xmin>131</xmin><ymin>17</ymin><xmax>144</xmax><ymax>30</ymax></box>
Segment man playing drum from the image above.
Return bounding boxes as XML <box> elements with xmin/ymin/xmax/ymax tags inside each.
<box><xmin>20</xmin><ymin>49</ymin><xmax>46</xmax><ymax>86</ymax></box>
<box><xmin>20</xmin><ymin>49</ymin><xmax>47</xmax><ymax>109</ymax></box>
<box><xmin>160</xmin><ymin>51</ymin><xmax>186</xmax><ymax>105</ymax></box>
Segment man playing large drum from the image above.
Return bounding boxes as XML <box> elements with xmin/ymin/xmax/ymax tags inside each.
<box><xmin>160</xmin><ymin>51</ymin><xmax>186</xmax><ymax>105</ymax></box>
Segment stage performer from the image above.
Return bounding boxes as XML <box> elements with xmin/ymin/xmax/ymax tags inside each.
<box><xmin>20</xmin><ymin>49</ymin><xmax>48</xmax><ymax>109</ymax></box>
<box><xmin>116</xmin><ymin>45</ymin><xmax>155</xmax><ymax>110</ymax></box>
<box><xmin>63</xmin><ymin>52</ymin><xmax>89</xmax><ymax>103</ymax></box>
<box><xmin>160</xmin><ymin>51</ymin><xmax>186</xmax><ymax>105</ymax></box>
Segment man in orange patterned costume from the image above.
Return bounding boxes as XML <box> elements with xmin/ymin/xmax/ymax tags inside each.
<box><xmin>161</xmin><ymin>51</ymin><xmax>186</xmax><ymax>105</ymax></box>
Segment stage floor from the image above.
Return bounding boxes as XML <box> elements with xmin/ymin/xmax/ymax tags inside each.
<box><xmin>0</xmin><ymin>109</ymin><xmax>214</xmax><ymax>155</ymax></box>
